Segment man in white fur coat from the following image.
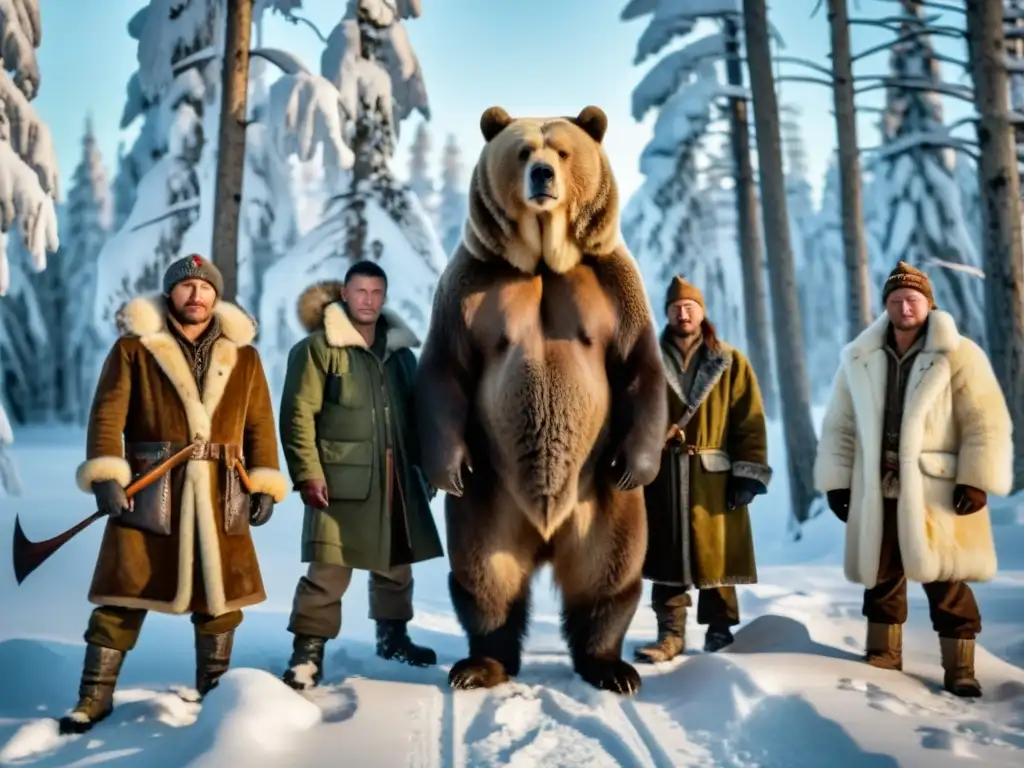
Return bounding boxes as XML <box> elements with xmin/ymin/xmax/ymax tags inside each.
<box><xmin>814</xmin><ymin>261</ymin><xmax>1012</xmax><ymax>699</ymax></box>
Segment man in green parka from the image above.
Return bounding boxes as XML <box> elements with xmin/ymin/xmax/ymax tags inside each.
<box><xmin>278</xmin><ymin>261</ymin><xmax>444</xmax><ymax>690</ymax></box>
<box><xmin>635</xmin><ymin>276</ymin><xmax>772</xmax><ymax>662</ymax></box>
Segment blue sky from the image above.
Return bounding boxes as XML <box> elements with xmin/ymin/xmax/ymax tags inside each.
<box><xmin>35</xmin><ymin>0</ymin><xmax>975</xmax><ymax>209</ymax></box>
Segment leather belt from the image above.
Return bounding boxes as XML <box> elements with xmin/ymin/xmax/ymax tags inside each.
<box><xmin>184</xmin><ymin>441</ymin><xmax>243</xmax><ymax>462</ymax></box>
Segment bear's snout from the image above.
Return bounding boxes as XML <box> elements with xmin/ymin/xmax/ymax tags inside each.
<box><xmin>524</xmin><ymin>161</ymin><xmax>560</xmax><ymax>208</ymax></box>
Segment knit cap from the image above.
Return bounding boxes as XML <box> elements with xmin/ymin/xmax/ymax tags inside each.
<box><xmin>664</xmin><ymin>275</ymin><xmax>705</xmax><ymax>311</ymax></box>
<box><xmin>163</xmin><ymin>254</ymin><xmax>224</xmax><ymax>296</ymax></box>
<box><xmin>882</xmin><ymin>260</ymin><xmax>935</xmax><ymax>308</ymax></box>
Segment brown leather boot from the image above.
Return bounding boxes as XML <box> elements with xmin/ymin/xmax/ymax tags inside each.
<box><xmin>939</xmin><ymin>637</ymin><xmax>982</xmax><ymax>698</ymax></box>
<box><xmin>864</xmin><ymin>622</ymin><xmax>902</xmax><ymax>670</ymax></box>
<box><xmin>195</xmin><ymin>628</ymin><xmax>235</xmax><ymax>698</ymax></box>
<box><xmin>634</xmin><ymin>604</ymin><xmax>686</xmax><ymax>663</ymax></box>
<box><xmin>58</xmin><ymin>644</ymin><xmax>125</xmax><ymax>735</ymax></box>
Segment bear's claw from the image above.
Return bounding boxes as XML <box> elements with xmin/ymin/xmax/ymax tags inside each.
<box><xmin>576</xmin><ymin>657</ymin><xmax>642</xmax><ymax>696</ymax></box>
<box><xmin>448</xmin><ymin>657</ymin><xmax>510</xmax><ymax>689</ymax></box>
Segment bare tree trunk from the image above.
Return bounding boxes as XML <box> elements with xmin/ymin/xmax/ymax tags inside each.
<box><xmin>966</xmin><ymin>0</ymin><xmax>1024</xmax><ymax>492</ymax></box>
<box><xmin>743</xmin><ymin>0</ymin><xmax>821</xmax><ymax>524</ymax></box>
<box><xmin>827</xmin><ymin>0</ymin><xmax>873</xmax><ymax>338</ymax></box>
<box><xmin>211</xmin><ymin>0</ymin><xmax>253</xmax><ymax>303</ymax></box>
<box><xmin>724</xmin><ymin>17</ymin><xmax>778</xmax><ymax>419</ymax></box>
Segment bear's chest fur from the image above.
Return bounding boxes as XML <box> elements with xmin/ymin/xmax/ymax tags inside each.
<box><xmin>463</xmin><ymin>262</ymin><xmax>616</xmax><ymax>354</ymax></box>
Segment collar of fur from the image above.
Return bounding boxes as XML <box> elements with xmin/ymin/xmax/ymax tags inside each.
<box><xmin>297</xmin><ymin>280</ymin><xmax>419</xmax><ymax>351</ymax></box>
<box><xmin>843</xmin><ymin>309</ymin><xmax>960</xmax><ymax>362</ymax></box>
<box><xmin>463</xmin><ymin>158</ymin><xmax>622</xmax><ymax>274</ymax></box>
<box><xmin>117</xmin><ymin>293</ymin><xmax>256</xmax><ymax>347</ymax></box>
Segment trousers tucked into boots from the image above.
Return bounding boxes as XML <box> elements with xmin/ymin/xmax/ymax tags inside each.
<box><xmin>861</xmin><ymin>499</ymin><xmax>982</xmax><ymax>696</ymax></box>
<box><xmin>283</xmin><ymin>562</ymin><xmax>435</xmax><ymax>690</ymax></box>
<box><xmin>634</xmin><ymin>583</ymin><xmax>740</xmax><ymax>663</ymax></box>
<box><xmin>60</xmin><ymin>605</ymin><xmax>242</xmax><ymax>734</ymax></box>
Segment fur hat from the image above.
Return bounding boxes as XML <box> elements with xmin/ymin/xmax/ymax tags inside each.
<box><xmin>882</xmin><ymin>260</ymin><xmax>935</xmax><ymax>308</ymax></box>
<box><xmin>664</xmin><ymin>276</ymin><xmax>705</xmax><ymax>311</ymax></box>
<box><xmin>163</xmin><ymin>253</ymin><xmax>224</xmax><ymax>296</ymax></box>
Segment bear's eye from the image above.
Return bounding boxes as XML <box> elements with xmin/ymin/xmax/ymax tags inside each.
<box><xmin>518</xmin><ymin>147</ymin><xmax>531</xmax><ymax>162</ymax></box>
<box><xmin>557</xmin><ymin>150</ymin><xmax>569</xmax><ymax>160</ymax></box>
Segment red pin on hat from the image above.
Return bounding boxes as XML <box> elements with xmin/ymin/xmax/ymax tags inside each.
<box><xmin>191</xmin><ymin>255</ymin><xmax>201</xmax><ymax>268</ymax></box>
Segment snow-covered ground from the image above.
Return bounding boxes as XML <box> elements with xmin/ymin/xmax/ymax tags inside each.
<box><xmin>1</xmin><ymin>418</ymin><xmax>1023</xmax><ymax>766</ymax></box>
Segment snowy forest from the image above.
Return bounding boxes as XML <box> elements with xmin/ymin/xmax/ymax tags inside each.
<box><xmin>621</xmin><ymin>0</ymin><xmax>1024</xmax><ymax>527</ymax></box>
<box><xmin>0</xmin><ymin>0</ymin><xmax>468</xmax><ymax>468</ymax></box>
<box><xmin>2</xmin><ymin>0</ymin><xmax>1024</xmax><ymax>531</ymax></box>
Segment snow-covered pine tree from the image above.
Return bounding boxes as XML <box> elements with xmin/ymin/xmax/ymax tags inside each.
<box><xmin>109</xmin><ymin>7</ymin><xmax>163</xmax><ymax>234</ymax></box>
<box><xmin>407</xmin><ymin>119</ymin><xmax>435</xmax><ymax>210</ymax></box>
<box><xmin>0</xmin><ymin>0</ymin><xmax>59</xmax><ymax>287</ymax></box>
<box><xmin>874</xmin><ymin>1</ymin><xmax>986</xmax><ymax>345</ymax></box>
<box><xmin>91</xmin><ymin>0</ymin><xmax>218</xmax><ymax>336</ymax></box>
<box><xmin>312</xmin><ymin>0</ymin><xmax>443</xmax><ymax>277</ymax></box>
<box><xmin>93</xmin><ymin>0</ymin><xmax>309</xmax><ymax>327</ymax></box>
<box><xmin>1</xmin><ymin>231</ymin><xmax>51</xmax><ymax>423</ymax></box>
<box><xmin>0</xmin><ymin>0</ymin><xmax>60</xmax><ymax>493</ymax></box>
<box><xmin>435</xmin><ymin>132</ymin><xmax>467</xmax><ymax>258</ymax></box>
<box><xmin>622</xmin><ymin>40</ymin><xmax>742</xmax><ymax>334</ymax></box>
<box><xmin>58</xmin><ymin>117</ymin><xmax>113</xmax><ymax>422</ymax></box>
<box><xmin>259</xmin><ymin>0</ymin><xmax>445</xmax><ymax>390</ymax></box>
<box><xmin>803</xmin><ymin>161</ymin><xmax>849</xmax><ymax>402</ymax></box>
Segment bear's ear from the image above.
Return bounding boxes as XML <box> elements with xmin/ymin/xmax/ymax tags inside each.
<box><xmin>573</xmin><ymin>106</ymin><xmax>608</xmax><ymax>144</ymax></box>
<box><xmin>480</xmin><ymin>106</ymin><xmax>513</xmax><ymax>142</ymax></box>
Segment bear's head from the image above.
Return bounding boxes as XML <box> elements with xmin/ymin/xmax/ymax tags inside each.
<box><xmin>464</xmin><ymin>105</ymin><xmax>620</xmax><ymax>275</ymax></box>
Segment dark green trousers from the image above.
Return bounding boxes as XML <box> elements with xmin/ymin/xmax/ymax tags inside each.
<box><xmin>84</xmin><ymin>605</ymin><xmax>243</xmax><ymax>652</ymax></box>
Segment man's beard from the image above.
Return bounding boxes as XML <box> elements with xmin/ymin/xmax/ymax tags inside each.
<box><xmin>170</xmin><ymin>303</ymin><xmax>211</xmax><ymax>326</ymax></box>
<box><xmin>668</xmin><ymin>323</ymin><xmax>701</xmax><ymax>341</ymax></box>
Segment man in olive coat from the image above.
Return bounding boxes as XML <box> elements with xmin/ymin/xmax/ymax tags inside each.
<box><xmin>635</xmin><ymin>277</ymin><xmax>772</xmax><ymax>662</ymax></box>
<box><xmin>279</xmin><ymin>260</ymin><xmax>444</xmax><ymax>690</ymax></box>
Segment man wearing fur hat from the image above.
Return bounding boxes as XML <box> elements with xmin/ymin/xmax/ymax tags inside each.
<box><xmin>635</xmin><ymin>276</ymin><xmax>772</xmax><ymax>662</ymax></box>
<box><xmin>278</xmin><ymin>260</ymin><xmax>443</xmax><ymax>690</ymax></box>
<box><xmin>60</xmin><ymin>254</ymin><xmax>289</xmax><ymax>734</ymax></box>
<box><xmin>814</xmin><ymin>261</ymin><xmax>1012</xmax><ymax>697</ymax></box>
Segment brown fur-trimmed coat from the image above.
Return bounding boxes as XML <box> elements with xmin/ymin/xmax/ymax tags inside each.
<box><xmin>76</xmin><ymin>295</ymin><xmax>289</xmax><ymax>617</ymax></box>
<box><xmin>814</xmin><ymin>310</ymin><xmax>1013</xmax><ymax>588</ymax></box>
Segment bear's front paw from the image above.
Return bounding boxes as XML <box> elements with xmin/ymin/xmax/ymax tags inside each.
<box><xmin>610</xmin><ymin>449</ymin><xmax>659</xmax><ymax>491</ymax></box>
<box><xmin>448</xmin><ymin>656</ymin><xmax>510</xmax><ymax>689</ymax></box>
<box><xmin>575</xmin><ymin>656</ymin><xmax>642</xmax><ymax>696</ymax></box>
<box><xmin>427</xmin><ymin>441</ymin><xmax>474</xmax><ymax>497</ymax></box>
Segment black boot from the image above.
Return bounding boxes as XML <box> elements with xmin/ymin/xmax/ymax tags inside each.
<box><xmin>283</xmin><ymin>634</ymin><xmax>327</xmax><ymax>691</ymax></box>
<box><xmin>704</xmin><ymin>624</ymin><xmax>734</xmax><ymax>652</ymax></box>
<box><xmin>376</xmin><ymin>619</ymin><xmax>436</xmax><ymax>667</ymax></box>
<box><xmin>195</xmin><ymin>629</ymin><xmax>235</xmax><ymax>699</ymax></box>
<box><xmin>58</xmin><ymin>644</ymin><xmax>125</xmax><ymax>735</ymax></box>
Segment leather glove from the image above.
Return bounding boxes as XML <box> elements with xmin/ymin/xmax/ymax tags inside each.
<box><xmin>726</xmin><ymin>476</ymin><xmax>763</xmax><ymax>510</ymax></box>
<box><xmin>300</xmin><ymin>479</ymin><xmax>330</xmax><ymax>510</ymax></box>
<box><xmin>93</xmin><ymin>479</ymin><xmax>131</xmax><ymax>518</ymax></box>
<box><xmin>249</xmin><ymin>492</ymin><xmax>274</xmax><ymax>526</ymax></box>
<box><xmin>827</xmin><ymin>489</ymin><xmax>851</xmax><ymax>523</ymax></box>
<box><xmin>954</xmin><ymin>484</ymin><xmax>986</xmax><ymax>516</ymax></box>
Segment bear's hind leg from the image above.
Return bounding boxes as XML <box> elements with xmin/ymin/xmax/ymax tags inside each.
<box><xmin>561</xmin><ymin>581</ymin><xmax>643</xmax><ymax>695</ymax></box>
<box><xmin>552</xmin><ymin>488</ymin><xmax>647</xmax><ymax>695</ymax></box>
<box><xmin>446</xmin><ymin>490</ymin><xmax>539</xmax><ymax>690</ymax></box>
<box><xmin>448</xmin><ymin>573</ymin><xmax>531</xmax><ymax>689</ymax></box>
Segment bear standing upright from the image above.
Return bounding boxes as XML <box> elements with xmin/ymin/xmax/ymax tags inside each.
<box><xmin>415</xmin><ymin>105</ymin><xmax>669</xmax><ymax>695</ymax></box>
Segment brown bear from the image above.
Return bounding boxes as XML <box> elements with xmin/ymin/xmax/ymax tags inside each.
<box><xmin>415</xmin><ymin>105</ymin><xmax>668</xmax><ymax>695</ymax></box>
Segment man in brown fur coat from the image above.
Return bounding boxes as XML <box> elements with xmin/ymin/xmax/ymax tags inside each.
<box><xmin>59</xmin><ymin>255</ymin><xmax>289</xmax><ymax>734</ymax></box>
<box><xmin>814</xmin><ymin>261</ymin><xmax>1013</xmax><ymax>698</ymax></box>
